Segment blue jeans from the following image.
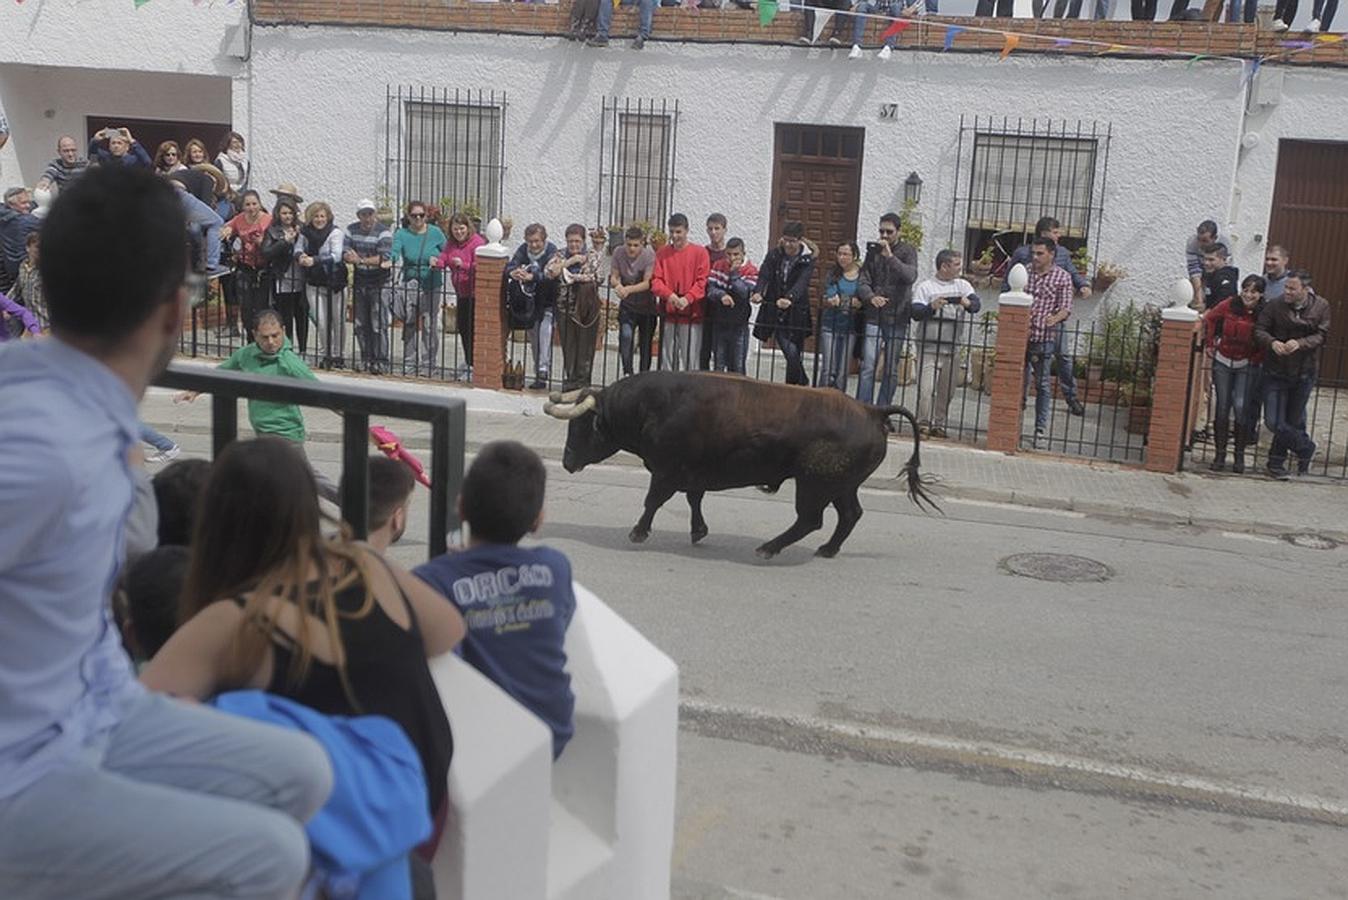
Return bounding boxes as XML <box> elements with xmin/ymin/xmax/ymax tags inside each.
<box><xmin>1263</xmin><ymin>371</ymin><xmax>1316</xmax><ymax>467</ymax></box>
<box><xmin>856</xmin><ymin>321</ymin><xmax>907</xmax><ymax>406</ymax></box>
<box><xmin>1226</xmin><ymin>0</ymin><xmax>1256</xmax><ymax>18</ymax></box>
<box><xmin>710</xmin><ymin>320</ymin><xmax>749</xmax><ymax>374</ymax></box>
<box><xmin>179</xmin><ymin>191</ymin><xmax>224</xmax><ymax>271</ymax></box>
<box><xmin>1210</xmin><ymin>359</ymin><xmax>1254</xmax><ymax>442</ymax></box>
<box><xmin>853</xmin><ymin>0</ymin><xmax>901</xmax><ymax>46</ymax></box>
<box><xmin>771</xmin><ymin>328</ymin><xmax>809</xmax><ymax>385</ymax></box>
<box><xmin>596</xmin><ymin>0</ymin><xmax>654</xmax><ymax>38</ymax></box>
<box><xmin>529</xmin><ymin>307</ymin><xmax>555</xmax><ymax>381</ymax></box>
<box><xmin>818</xmin><ymin>324</ymin><xmax>855</xmax><ymax>391</ymax></box>
<box><xmin>0</xmin><ymin>692</ymin><xmax>331</xmax><ymax>900</ymax></box>
<box><xmin>618</xmin><ymin>308</ymin><xmax>656</xmax><ymax>376</ymax></box>
<box><xmin>1028</xmin><ymin>340</ymin><xmax>1057</xmax><ymax>431</ymax></box>
<box><xmin>140</xmin><ymin>424</ymin><xmax>176</xmax><ymax>452</ymax></box>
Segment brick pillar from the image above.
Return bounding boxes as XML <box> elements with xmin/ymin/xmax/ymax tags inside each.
<box><xmin>985</xmin><ymin>268</ymin><xmax>1033</xmax><ymax>454</ymax></box>
<box><xmin>473</xmin><ymin>233</ymin><xmax>510</xmax><ymax>391</ymax></box>
<box><xmin>1144</xmin><ymin>306</ymin><xmax>1200</xmax><ymax>473</ymax></box>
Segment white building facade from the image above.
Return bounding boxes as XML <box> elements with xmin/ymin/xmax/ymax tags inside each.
<box><xmin>2</xmin><ymin>2</ymin><xmax>1347</xmax><ymax>314</ymax></box>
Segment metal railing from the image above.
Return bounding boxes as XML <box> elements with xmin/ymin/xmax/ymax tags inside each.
<box><xmin>1183</xmin><ymin>343</ymin><xmax>1348</xmax><ymax>480</ymax></box>
<box><xmin>153</xmin><ymin>362</ymin><xmax>467</xmax><ymax>557</ymax></box>
<box><xmin>502</xmin><ymin>287</ymin><xmax>997</xmax><ymax>447</ymax></box>
<box><xmin>1020</xmin><ymin>309</ymin><xmax>1158</xmax><ymax>463</ymax></box>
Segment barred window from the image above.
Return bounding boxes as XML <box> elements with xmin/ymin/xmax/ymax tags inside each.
<box><xmin>954</xmin><ymin>117</ymin><xmax>1111</xmax><ymax>269</ymax></box>
<box><xmin>389</xmin><ymin>87</ymin><xmax>506</xmax><ymax>220</ymax></box>
<box><xmin>600</xmin><ymin>98</ymin><xmax>678</xmax><ymax>231</ymax></box>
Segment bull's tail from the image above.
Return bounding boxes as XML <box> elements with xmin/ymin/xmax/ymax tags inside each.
<box><xmin>877</xmin><ymin>405</ymin><xmax>941</xmax><ymax>513</ymax></box>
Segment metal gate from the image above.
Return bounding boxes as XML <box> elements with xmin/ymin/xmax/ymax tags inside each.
<box><xmin>596</xmin><ymin>97</ymin><xmax>679</xmax><ymax>233</ymax></box>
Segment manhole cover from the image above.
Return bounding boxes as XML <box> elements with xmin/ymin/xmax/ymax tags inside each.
<box><xmin>999</xmin><ymin>553</ymin><xmax>1114</xmax><ymax>583</ymax></box>
<box><xmin>1282</xmin><ymin>533</ymin><xmax>1339</xmax><ymax>551</ymax></box>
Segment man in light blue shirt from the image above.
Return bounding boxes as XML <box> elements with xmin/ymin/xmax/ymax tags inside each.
<box><xmin>0</xmin><ymin>166</ymin><xmax>332</xmax><ymax>900</ymax></box>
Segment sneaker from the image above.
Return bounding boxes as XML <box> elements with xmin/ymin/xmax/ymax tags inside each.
<box><xmin>146</xmin><ymin>445</ymin><xmax>182</xmax><ymax>464</ymax></box>
<box><xmin>828</xmin><ymin>36</ymin><xmax>842</xmax><ymax>45</ymax></box>
<box><xmin>797</xmin><ymin>35</ymin><xmax>812</xmax><ymax>45</ymax></box>
<box><xmin>1265</xmin><ymin>462</ymin><xmax>1290</xmax><ymax>481</ymax></box>
<box><xmin>848</xmin><ymin>44</ymin><xmax>863</xmax><ymax>59</ymax></box>
<box><xmin>929</xmin><ymin>426</ymin><xmax>948</xmax><ymax>439</ymax></box>
<box><xmin>877</xmin><ymin>45</ymin><xmax>892</xmax><ymax>60</ymax></box>
<box><xmin>1296</xmin><ymin>444</ymin><xmax>1316</xmax><ymax>476</ymax></box>
<box><xmin>528</xmin><ymin>378</ymin><xmax>548</xmax><ymax>390</ymax></box>
<box><xmin>1067</xmin><ymin>398</ymin><xmax>1086</xmax><ymax>416</ymax></box>
<box><xmin>204</xmin><ymin>265</ymin><xmax>232</xmax><ymax>280</ymax></box>
<box><xmin>1032</xmin><ymin>427</ymin><xmax>1045</xmax><ymax>449</ymax></box>
<box><xmin>587</xmin><ymin>35</ymin><xmax>610</xmax><ymax>46</ymax></box>
<box><xmin>1208</xmin><ymin>454</ymin><xmax>1226</xmax><ymax>472</ymax></box>
<box><xmin>632</xmin><ymin>34</ymin><xmax>646</xmax><ymax>49</ymax></box>
<box><xmin>1272</xmin><ymin>17</ymin><xmax>1288</xmax><ymax>29</ymax></box>
<box><xmin>1309</xmin><ymin>17</ymin><xmax>1322</xmax><ymax>29</ymax></box>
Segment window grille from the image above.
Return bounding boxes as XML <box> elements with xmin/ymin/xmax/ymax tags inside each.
<box><xmin>598</xmin><ymin>98</ymin><xmax>679</xmax><ymax>231</ymax></box>
<box><xmin>385</xmin><ymin>86</ymin><xmax>506</xmax><ymax>220</ymax></box>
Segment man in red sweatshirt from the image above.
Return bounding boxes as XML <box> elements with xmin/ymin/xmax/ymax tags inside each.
<box><xmin>651</xmin><ymin>212</ymin><xmax>710</xmax><ymax>371</ymax></box>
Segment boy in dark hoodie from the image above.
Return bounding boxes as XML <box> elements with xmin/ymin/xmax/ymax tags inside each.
<box><xmin>706</xmin><ymin>237</ymin><xmax>759</xmax><ymax>374</ymax></box>
<box><xmin>1200</xmin><ymin>244</ymin><xmax>1239</xmax><ymax>311</ymax></box>
<box><xmin>751</xmin><ymin>221</ymin><xmax>816</xmax><ymax>386</ymax></box>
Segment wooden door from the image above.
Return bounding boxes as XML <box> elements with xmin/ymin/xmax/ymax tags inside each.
<box><xmin>769</xmin><ymin>124</ymin><xmax>865</xmax><ymax>348</ymax></box>
<box><xmin>1267</xmin><ymin>139</ymin><xmax>1348</xmax><ymax>385</ymax></box>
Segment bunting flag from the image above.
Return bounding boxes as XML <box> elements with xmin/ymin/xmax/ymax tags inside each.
<box><xmin>879</xmin><ymin>18</ymin><xmax>911</xmax><ymax>42</ymax></box>
<box><xmin>999</xmin><ymin>32</ymin><xmax>1020</xmax><ymax>60</ymax></box>
<box><xmin>1186</xmin><ymin>53</ymin><xmax>1212</xmax><ymax>68</ymax></box>
<box><xmin>759</xmin><ymin>0</ymin><xmax>778</xmax><ymax>26</ymax></box>
<box><xmin>1242</xmin><ymin>58</ymin><xmax>1261</xmax><ymax>86</ymax></box>
<box><xmin>1052</xmin><ymin>37</ymin><xmax>1072</xmax><ymax>48</ymax></box>
<box><xmin>1314</xmin><ymin>33</ymin><xmax>1344</xmax><ymax>42</ymax></box>
<box><xmin>943</xmin><ymin>25</ymin><xmax>964</xmax><ymax>50</ymax></box>
<box><xmin>1280</xmin><ymin>39</ymin><xmax>1314</xmax><ymax>49</ymax></box>
<box><xmin>1099</xmin><ymin>43</ymin><xmax>1126</xmax><ymax>54</ymax></box>
<box><xmin>134</xmin><ymin>0</ymin><xmax>153</xmax><ymax>6</ymax></box>
<box><xmin>810</xmin><ymin>9</ymin><xmax>834</xmax><ymax>43</ymax></box>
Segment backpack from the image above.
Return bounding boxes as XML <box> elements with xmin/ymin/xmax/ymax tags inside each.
<box><xmin>506</xmin><ymin>276</ymin><xmax>537</xmax><ymax>329</ymax></box>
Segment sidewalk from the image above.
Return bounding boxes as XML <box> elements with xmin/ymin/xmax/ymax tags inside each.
<box><xmin>141</xmin><ymin>364</ymin><xmax>1348</xmax><ymax>544</ymax></box>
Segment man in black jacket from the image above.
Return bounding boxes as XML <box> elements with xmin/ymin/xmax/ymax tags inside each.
<box><xmin>751</xmin><ymin>222</ymin><xmax>816</xmax><ymax>386</ymax></box>
<box><xmin>856</xmin><ymin>212</ymin><xmax>918</xmax><ymax>405</ymax></box>
<box><xmin>1254</xmin><ymin>270</ymin><xmax>1331</xmax><ymax>478</ymax></box>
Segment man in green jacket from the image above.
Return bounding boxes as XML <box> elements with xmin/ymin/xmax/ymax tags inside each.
<box><xmin>178</xmin><ymin>309</ymin><xmax>340</xmax><ymax>501</ymax></box>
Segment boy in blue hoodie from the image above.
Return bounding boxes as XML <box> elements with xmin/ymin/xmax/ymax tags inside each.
<box><xmin>414</xmin><ymin>441</ymin><xmax>577</xmax><ymax>759</ymax></box>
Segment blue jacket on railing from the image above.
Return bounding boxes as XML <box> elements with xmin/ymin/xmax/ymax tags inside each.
<box><xmin>211</xmin><ymin>690</ymin><xmax>432</xmax><ymax>900</ymax></box>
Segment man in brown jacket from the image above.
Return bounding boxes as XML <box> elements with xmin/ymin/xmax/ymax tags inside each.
<box><xmin>1254</xmin><ymin>269</ymin><xmax>1331</xmax><ymax>478</ymax></box>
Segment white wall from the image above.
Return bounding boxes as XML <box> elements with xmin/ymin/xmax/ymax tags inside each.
<box><xmin>0</xmin><ymin>0</ymin><xmax>244</xmax><ymax>75</ymax></box>
<box><xmin>0</xmin><ymin>65</ymin><xmax>233</xmax><ymax>189</ymax></box>
<box><xmin>1230</xmin><ymin>65</ymin><xmax>1348</xmax><ymax>271</ymax></box>
<box><xmin>243</xmin><ymin>24</ymin><xmax>1264</xmax><ymax>308</ymax></box>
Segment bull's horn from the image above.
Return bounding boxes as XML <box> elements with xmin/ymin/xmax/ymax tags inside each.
<box><xmin>542</xmin><ymin>395</ymin><xmax>597</xmax><ymax>420</ymax></box>
<box><xmin>556</xmin><ymin>388</ymin><xmax>587</xmax><ymax>403</ymax></box>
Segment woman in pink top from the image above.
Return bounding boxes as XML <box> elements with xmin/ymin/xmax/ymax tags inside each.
<box><xmin>436</xmin><ymin>212</ymin><xmax>486</xmax><ymax>377</ymax></box>
<box><xmin>221</xmin><ymin>190</ymin><xmax>273</xmax><ymax>341</ymax></box>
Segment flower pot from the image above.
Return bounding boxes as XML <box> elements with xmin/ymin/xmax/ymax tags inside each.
<box><xmin>967</xmin><ymin>347</ymin><xmax>996</xmax><ymax>394</ymax></box>
<box><xmin>1091</xmin><ymin>273</ymin><xmax>1118</xmax><ymax>295</ymax></box>
<box><xmin>1125</xmin><ymin>404</ymin><xmax>1151</xmax><ymax>435</ymax></box>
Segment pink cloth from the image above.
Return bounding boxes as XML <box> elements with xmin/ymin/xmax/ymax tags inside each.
<box><xmin>369</xmin><ymin>424</ymin><xmax>431</xmax><ymax>488</ymax></box>
<box><xmin>436</xmin><ymin>233</ymin><xmax>486</xmax><ymax>299</ymax></box>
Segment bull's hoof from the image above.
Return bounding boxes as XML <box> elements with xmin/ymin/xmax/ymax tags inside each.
<box><xmin>628</xmin><ymin>527</ymin><xmax>650</xmax><ymax>544</ymax></box>
<box><xmin>691</xmin><ymin>526</ymin><xmax>709</xmax><ymax>545</ymax></box>
<box><xmin>815</xmin><ymin>544</ymin><xmax>840</xmax><ymax>559</ymax></box>
<box><xmin>755</xmin><ymin>544</ymin><xmax>779</xmax><ymax>560</ymax></box>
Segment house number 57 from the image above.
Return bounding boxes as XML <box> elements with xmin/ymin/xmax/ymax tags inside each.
<box><xmin>878</xmin><ymin>104</ymin><xmax>898</xmax><ymax>120</ymax></box>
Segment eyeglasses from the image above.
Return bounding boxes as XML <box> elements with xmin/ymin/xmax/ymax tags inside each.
<box><xmin>165</xmin><ymin>151</ymin><xmax>178</xmax><ymax>157</ymax></box>
<box><xmin>879</xmin><ymin>228</ymin><xmax>896</xmax><ymax>236</ymax></box>
<box><xmin>409</xmin><ymin>212</ymin><xmax>426</xmax><ymax>219</ymax></box>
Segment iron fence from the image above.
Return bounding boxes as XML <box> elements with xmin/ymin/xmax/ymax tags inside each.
<box><xmin>1183</xmin><ymin>339</ymin><xmax>1348</xmax><ymax>480</ymax></box>
<box><xmin>501</xmin><ymin>281</ymin><xmax>996</xmax><ymax>447</ymax></box>
<box><xmin>1018</xmin><ymin>308</ymin><xmax>1158</xmax><ymax>464</ymax></box>
<box><xmin>181</xmin><ymin>277</ymin><xmax>475</xmax><ymax>384</ymax></box>
<box><xmin>597</xmin><ymin>97</ymin><xmax>679</xmax><ymax>235</ymax></box>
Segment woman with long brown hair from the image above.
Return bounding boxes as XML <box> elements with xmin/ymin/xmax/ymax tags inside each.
<box><xmin>141</xmin><ymin>436</ymin><xmax>465</xmax><ymax>820</ymax></box>
<box><xmin>152</xmin><ymin>140</ymin><xmax>186</xmax><ymax>175</ymax></box>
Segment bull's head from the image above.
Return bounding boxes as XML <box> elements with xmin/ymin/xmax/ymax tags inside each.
<box><xmin>542</xmin><ymin>387</ymin><xmax>617</xmax><ymax>473</ymax></box>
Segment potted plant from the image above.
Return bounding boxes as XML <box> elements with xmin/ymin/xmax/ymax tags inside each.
<box><xmin>1092</xmin><ymin>260</ymin><xmax>1126</xmax><ymax>295</ymax></box>
<box><xmin>374</xmin><ymin>184</ymin><xmax>396</xmax><ymax>226</ymax></box>
<box><xmin>1071</xmin><ymin>245</ymin><xmax>1091</xmax><ymax>276</ymax></box>
<box><xmin>898</xmin><ymin>199</ymin><xmax>923</xmax><ymax>251</ymax></box>
<box><xmin>967</xmin><ymin>309</ymin><xmax>998</xmax><ymax>394</ymax></box>
<box><xmin>969</xmin><ymin>245</ymin><xmax>995</xmax><ymax>277</ymax></box>
<box><xmin>607</xmin><ymin>223</ymin><xmax>624</xmax><ymax>248</ymax></box>
<box><xmin>648</xmin><ymin>228</ymin><xmax>668</xmax><ymax>250</ymax></box>
<box><xmin>1120</xmin><ymin>381</ymin><xmax>1153</xmax><ymax>435</ymax></box>
<box><xmin>459</xmin><ymin>199</ymin><xmax>485</xmax><ymax>233</ymax></box>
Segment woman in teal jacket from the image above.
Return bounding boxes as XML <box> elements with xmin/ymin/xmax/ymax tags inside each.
<box><xmin>390</xmin><ymin>200</ymin><xmax>447</xmax><ymax>377</ymax></box>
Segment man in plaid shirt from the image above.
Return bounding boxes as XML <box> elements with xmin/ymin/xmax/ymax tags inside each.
<box><xmin>1025</xmin><ymin>236</ymin><xmax>1076</xmax><ymax>442</ymax></box>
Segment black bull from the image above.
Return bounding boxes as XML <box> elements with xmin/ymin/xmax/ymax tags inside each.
<box><xmin>543</xmin><ymin>372</ymin><xmax>936</xmax><ymax>559</ymax></box>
